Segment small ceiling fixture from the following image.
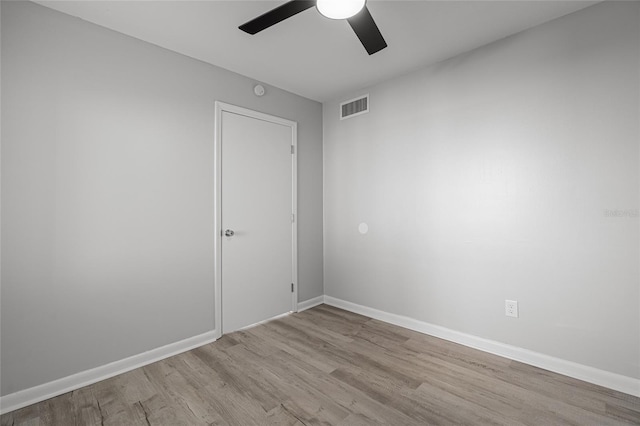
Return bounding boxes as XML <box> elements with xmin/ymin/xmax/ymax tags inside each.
<box><xmin>254</xmin><ymin>84</ymin><xmax>265</xmax><ymax>97</ymax></box>
<box><xmin>316</xmin><ymin>0</ymin><xmax>366</xmax><ymax>20</ymax></box>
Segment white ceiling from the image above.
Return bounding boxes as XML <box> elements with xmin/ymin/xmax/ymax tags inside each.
<box><xmin>35</xmin><ymin>0</ymin><xmax>598</xmax><ymax>102</ymax></box>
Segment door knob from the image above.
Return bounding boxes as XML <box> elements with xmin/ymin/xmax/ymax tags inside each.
<box><xmin>224</xmin><ymin>229</ymin><xmax>235</xmax><ymax>237</ymax></box>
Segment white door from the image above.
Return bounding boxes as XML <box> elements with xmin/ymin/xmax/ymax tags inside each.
<box><xmin>217</xmin><ymin>104</ymin><xmax>297</xmax><ymax>334</ymax></box>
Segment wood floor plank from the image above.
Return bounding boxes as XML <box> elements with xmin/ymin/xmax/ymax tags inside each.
<box><xmin>92</xmin><ymin>378</ymin><xmax>150</xmax><ymax>426</ymax></box>
<box><xmin>226</xmin><ymin>338</ymin><xmax>352</xmax><ymax>424</ymax></box>
<box><xmin>193</xmin><ymin>343</ymin><xmax>285</xmax><ymax>414</ymax></box>
<box><xmin>415</xmin><ymin>352</ymin><xmax>635</xmax><ymax>426</ymax></box>
<box><xmin>264</xmin><ymin>402</ymin><xmax>306</xmax><ymax>426</ymax></box>
<box><xmin>142</xmin><ymin>358</ymin><xmax>224</xmax><ymax>425</ymax></box>
<box><xmin>188</xmin><ymin>346</ymin><xmax>277</xmax><ymax>424</ymax></box>
<box><xmin>277</xmin><ymin>354</ymin><xmax>422</xmax><ymax>425</ymax></box>
<box><xmin>247</xmin><ymin>321</ymin><xmax>343</xmax><ymax>373</ymax></box>
<box><xmin>312</xmin><ymin>304</ymin><xmax>371</xmax><ymax>325</ymax></box>
<box><xmin>249</xmin><ymin>337</ymin><xmax>422</xmax><ymax>425</ymax></box>
<box><xmin>70</xmin><ymin>387</ymin><xmax>103</xmax><ymax>426</ymax></box>
<box><xmin>2</xmin><ymin>304</ymin><xmax>639</xmax><ymax>425</ymax></box>
<box><xmin>266</xmin><ymin>319</ymin><xmax>423</xmax><ymax>391</ymax></box>
<box><xmin>403</xmin><ymin>334</ymin><xmax>628</xmax><ymax>418</ymax></box>
<box><xmin>1</xmin><ymin>403</ymin><xmax>39</xmax><ymax>426</ymax></box>
<box><xmin>606</xmin><ymin>402</ymin><xmax>640</xmax><ymax>424</ymax></box>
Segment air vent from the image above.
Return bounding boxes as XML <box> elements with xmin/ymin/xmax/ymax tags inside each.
<box><xmin>340</xmin><ymin>94</ymin><xmax>369</xmax><ymax>120</ymax></box>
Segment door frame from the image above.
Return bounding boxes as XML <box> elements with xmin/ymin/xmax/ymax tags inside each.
<box><xmin>214</xmin><ymin>101</ymin><xmax>298</xmax><ymax>338</ymax></box>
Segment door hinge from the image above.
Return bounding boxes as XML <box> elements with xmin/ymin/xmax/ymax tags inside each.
<box><xmin>291</xmin><ymin>145</ymin><xmax>295</xmax><ymax>154</ymax></box>
<box><xmin>291</xmin><ymin>283</ymin><xmax>294</xmax><ymax>293</ymax></box>
<box><xmin>291</xmin><ymin>213</ymin><xmax>295</xmax><ymax>223</ymax></box>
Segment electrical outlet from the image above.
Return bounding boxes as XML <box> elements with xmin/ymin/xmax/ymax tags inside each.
<box><xmin>505</xmin><ymin>300</ymin><xmax>518</xmax><ymax>318</ymax></box>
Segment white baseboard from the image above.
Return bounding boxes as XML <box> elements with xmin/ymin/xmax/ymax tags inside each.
<box><xmin>3</xmin><ymin>296</ymin><xmax>638</xmax><ymax>415</ymax></box>
<box><xmin>324</xmin><ymin>296</ymin><xmax>640</xmax><ymax>398</ymax></box>
<box><xmin>0</xmin><ymin>329</ymin><xmax>218</xmax><ymax>415</ymax></box>
<box><xmin>297</xmin><ymin>295</ymin><xmax>325</xmax><ymax>312</ymax></box>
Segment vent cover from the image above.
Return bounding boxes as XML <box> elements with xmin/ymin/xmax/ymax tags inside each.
<box><xmin>340</xmin><ymin>94</ymin><xmax>369</xmax><ymax>120</ymax></box>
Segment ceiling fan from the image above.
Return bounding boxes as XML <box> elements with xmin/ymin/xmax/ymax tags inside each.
<box><xmin>239</xmin><ymin>0</ymin><xmax>387</xmax><ymax>55</ymax></box>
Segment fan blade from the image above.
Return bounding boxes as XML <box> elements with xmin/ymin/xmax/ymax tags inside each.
<box><xmin>347</xmin><ymin>6</ymin><xmax>387</xmax><ymax>55</ymax></box>
<box><xmin>239</xmin><ymin>1</ymin><xmax>316</xmax><ymax>35</ymax></box>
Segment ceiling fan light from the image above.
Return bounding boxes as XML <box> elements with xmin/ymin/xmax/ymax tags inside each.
<box><xmin>316</xmin><ymin>0</ymin><xmax>366</xmax><ymax>20</ymax></box>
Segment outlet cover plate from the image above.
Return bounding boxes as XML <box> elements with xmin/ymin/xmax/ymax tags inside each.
<box><xmin>505</xmin><ymin>300</ymin><xmax>519</xmax><ymax>318</ymax></box>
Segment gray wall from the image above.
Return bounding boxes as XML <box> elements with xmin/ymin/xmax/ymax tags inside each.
<box><xmin>324</xmin><ymin>1</ymin><xmax>639</xmax><ymax>379</ymax></box>
<box><xmin>1</xmin><ymin>1</ymin><xmax>323</xmax><ymax>396</ymax></box>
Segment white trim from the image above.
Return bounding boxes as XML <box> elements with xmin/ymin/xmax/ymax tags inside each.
<box><xmin>214</xmin><ymin>102</ymin><xmax>223</xmax><ymax>339</ymax></box>
<box><xmin>291</xmin><ymin>118</ymin><xmax>298</xmax><ymax>313</ymax></box>
<box><xmin>214</xmin><ymin>101</ymin><xmax>298</xmax><ymax>335</ymax></box>
<box><xmin>0</xmin><ymin>330</ymin><xmax>218</xmax><ymax>415</ymax></box>
<box><xmin>4</xmin><ymin>297</ymin><xmax>637</xmax><ymax>414</ymax></box>
<box><xmin>297</xmin><ymin>295</ymin><xmax>325</xmax><ymax>312</ymax></box>
<box><xmin>324</xmin><ymin>296</ymin><xmax>640</xmax><ymax>398</ymax></box>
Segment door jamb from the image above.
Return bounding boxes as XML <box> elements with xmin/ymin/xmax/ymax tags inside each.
<box><xmin>214</xmin><ymin>101</ymin><xmax>298</xmax><ymax>339</ymax></box>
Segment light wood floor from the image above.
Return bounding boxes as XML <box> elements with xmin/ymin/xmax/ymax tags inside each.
<box><xmin>2</xmin><ymin>304</ymin><xmax>639</xmax><ymax>425</ymax></box>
